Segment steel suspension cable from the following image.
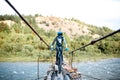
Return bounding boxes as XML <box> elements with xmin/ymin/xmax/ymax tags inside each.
<box><xmin>68</xmin><ymin>29</ymin><xmax>120</xmax><ymax>70</ymax></box>
<box><xmin>70</xmin><ymin>28</ymin><xmax>120</xmax><ymax>54</ymax></box>
<box><xmin>5</xmin><ymin>0</ymin><xmax>49</xmax><ymax>48</ymax></box>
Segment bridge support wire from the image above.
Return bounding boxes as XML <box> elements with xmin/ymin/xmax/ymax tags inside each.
<box><xmin>70</xmin><ymin>28</ymin><xmax>120</xmax><ymax>54</ymax></box>
<box><xmin>5</xmin><ymin>0</ymin><xmax>49</xmax><ymax>48</ymax></box>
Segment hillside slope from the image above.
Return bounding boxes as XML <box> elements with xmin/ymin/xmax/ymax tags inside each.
<box><xmin>0</xmin><ymin>15</ymin><xmax>120</xmax><ymax>61</ymax></box>
<box><xmin>0</xmin><ymin>15</ymin><xmax>101</xmax><ymax>39</ymax></box>
<box><xmin>35</xmin><ymin>16</ymin><xmax>100</xmax><ymax>38</ymax></box>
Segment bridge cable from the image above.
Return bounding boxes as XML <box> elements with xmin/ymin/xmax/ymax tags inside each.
<box><xmin>69</xmin><ymin>29</ymin><xmax>120</xmax><ymax>78</ymax></box>
<box><xmin>70</xmin><ymin>28</ymin><xmax>120</xmax><ymax>54</ymax></box>
<box><xmin>5</xmin><ymin>0</ymin><xmax>49</xmax><ymax>48</ymax></box>
<box><xmin>37</xmin><ymin>54</ymin><xmax>40</xmax><ymax>80</ymax></box>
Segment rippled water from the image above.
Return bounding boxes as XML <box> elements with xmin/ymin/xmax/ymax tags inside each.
<box><xmin>0</xmin><ymin>62</ymin><xmax>50</xmax><ymax>80</ymax></box>
<box><xmin>0</xmin><ymin>58</ymin><xmax>120</xmax><ymax>80</ymax></box>
<box><xmin>76</xmin><ymin>58</ymin><xmax>120</xmax><ymax>80</ymax></box>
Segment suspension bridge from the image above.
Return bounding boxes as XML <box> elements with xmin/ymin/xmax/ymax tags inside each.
<box><xmin>5</xmin><ymin>0</ymin><xmax>120</xmax><ymax>80</ymax></box>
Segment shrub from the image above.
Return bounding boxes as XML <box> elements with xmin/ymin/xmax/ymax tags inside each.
<box><xmin>1</xmin><ymin>43</ymin><xmax>13</xmax><ymax>53</ymax></box>
<box><xmin>0</xmin><ymin>22</ymin><xmax>10</xmax><ymax>33</ymax></box>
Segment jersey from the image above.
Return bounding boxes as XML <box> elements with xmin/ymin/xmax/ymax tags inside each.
<box><xmin>56</xmin><ymin>36</ymin><xmax>64</xmax><ymax>46</ymax></box>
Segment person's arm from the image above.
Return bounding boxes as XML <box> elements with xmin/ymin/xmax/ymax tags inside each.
<box><xmin>63</xmin><ymin>37</ymin><xmax>67</xmax><ymax>48</ymax></box>
<box><xmin>52</xmin><ymin>37</ymin><xmax>57</xmax><ymax>46</ymax></box>
<box><xmin>50</xmin><ymin>37</ymin><xmax>57</xmax><ymax>50</ymax></box>
<box><xmin>63</xmin><ymin>37</ymin><xmax>69</xmax><ymax>51</ymax></box>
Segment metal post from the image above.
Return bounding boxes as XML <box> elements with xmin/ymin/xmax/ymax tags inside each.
<box><xmin>37</xmin><ymin>55</ymin><xmax>40</xmax><ymax>80</ymax></box>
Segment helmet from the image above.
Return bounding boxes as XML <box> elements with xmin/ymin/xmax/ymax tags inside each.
<box><xmin>57</xmin><ymin>31</ymin><xmax>63</xmax><ymax>35</ymax></box>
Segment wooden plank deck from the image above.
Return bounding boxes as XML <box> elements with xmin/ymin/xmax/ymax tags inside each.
<box><xmin>44</xmin><ymin>64</ymin><xmax>81</xmax><ymax>80</ymax></box>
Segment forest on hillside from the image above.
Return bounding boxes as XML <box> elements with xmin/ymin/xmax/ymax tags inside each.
<box><xmin>0</xmin><ymin>14</ymin><xmax>120</xmax><ymax>61</ymax></box>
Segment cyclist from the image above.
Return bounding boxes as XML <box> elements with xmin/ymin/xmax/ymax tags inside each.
<box><xmin>51</xmin><ymin>31</ymin><xmax>69</xmax><ymax>65</ymax></box>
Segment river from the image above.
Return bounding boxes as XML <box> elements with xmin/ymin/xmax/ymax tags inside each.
<box><xmin>0</xmin><ymin>58</ymin><xmax>120</xmax><ymax>80</ymax></box>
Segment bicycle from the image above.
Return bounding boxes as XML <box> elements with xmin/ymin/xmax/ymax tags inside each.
<box><xmin>51</xmin><ymin>47</ymin><xmax>68</xmax><ymax>74</ymax></box>
<box><xmin>57</xmin><ymin>47</ymin><xmax>63</xmax><ymax>74</ymax></box>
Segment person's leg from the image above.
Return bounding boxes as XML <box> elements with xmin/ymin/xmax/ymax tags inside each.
<box><xmin>60</xmin><ymin>46</ymin><xmax>63</xmax><ymax>63</ymax></box>
<box><xmin>56</xmin><ymin>47</ymin><xmax>59</xmax><ymax>65</ymax></box>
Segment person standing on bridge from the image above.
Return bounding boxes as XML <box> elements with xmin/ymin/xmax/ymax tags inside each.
<box><xmin>50</xmin><ymin>31</ymin><xmax>69</xmax><ymax>65</ymax></box>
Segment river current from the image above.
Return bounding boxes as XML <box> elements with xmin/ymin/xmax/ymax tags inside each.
<box><xmin>0</xmin><ymin>58</ymin><xmax>120</xmax><ymax>80</ymax></box>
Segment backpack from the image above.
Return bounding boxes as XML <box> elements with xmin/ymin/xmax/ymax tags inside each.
<box><xmin>56</xmin><ymin>36</ymin><xmax>63</xmax><ymax>46</ymax></box>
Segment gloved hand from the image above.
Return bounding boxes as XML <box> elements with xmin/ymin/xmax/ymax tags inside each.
<box><xmin>50</xmin><ymin>45</ymin><xmax>54</xmax><ymax>50</ymax></box>
<box><xmin>65</xmin><ymin>47</ymin><xmax>69</xmax><ymax>51</ymax></box>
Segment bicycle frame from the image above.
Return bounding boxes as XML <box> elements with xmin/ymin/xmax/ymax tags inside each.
<box><xmin>51</xmin><ymin>47</ymin><xmax>65</xmax><ymax>74</ymax></box>
<box><xmin>57</xmin><ymin>48</ymin><xmax>63</xmax><ymax>73</ymax></box>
